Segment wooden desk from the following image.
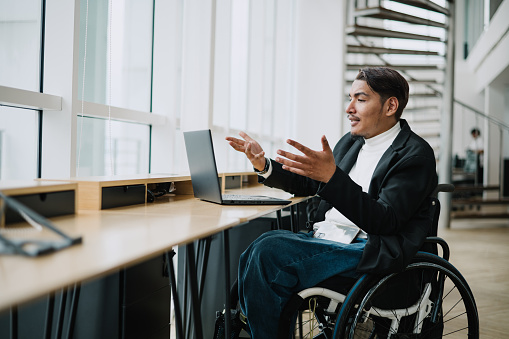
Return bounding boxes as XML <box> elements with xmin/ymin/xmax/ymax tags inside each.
<box><xmin>0</xmin><ymin>184</ymin><xmax>303</xmax><ymax>312</ymax></box>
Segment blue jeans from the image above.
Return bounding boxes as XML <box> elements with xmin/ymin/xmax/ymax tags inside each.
<box><xmin>238</xmin><ymin>230</ymin><xmax>366</xmax><ymax>338</ymax></box>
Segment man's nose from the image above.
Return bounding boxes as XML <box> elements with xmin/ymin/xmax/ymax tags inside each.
<box><xmin>345</xmin><ymin>101</ymin><xmax>354</xmax><ymax>114</ymax></box>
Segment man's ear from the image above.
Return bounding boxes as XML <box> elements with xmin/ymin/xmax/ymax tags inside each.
<box><xmin>385</xmin><ymin>97</ymin><xmax>398</xmax><ymax>117</ymax></box>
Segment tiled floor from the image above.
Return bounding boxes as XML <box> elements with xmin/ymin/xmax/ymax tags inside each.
<box><xmin>440</xmin><ymin>218</ymin><xmax>509</xmax><ymax>339</ymax></box>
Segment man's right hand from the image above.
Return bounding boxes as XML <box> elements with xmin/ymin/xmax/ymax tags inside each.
<box><xmin>226</xmin><ymin>131</ymin><xmax>266</xmax><ymax>171</ymax></box>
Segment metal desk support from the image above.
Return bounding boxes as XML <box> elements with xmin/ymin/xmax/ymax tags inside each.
<box><xmin>186</xmin><ymin>243</ymin><xmax>204</xmax><ymax>339</ymax></box>
<box><xmin>166</xmin><ymin>251</ymin><xmax>184</xmax><ymax>339</ymax></box>
<box><xmin>55</xmin><ymin>288</ymin><xmax>67</xmax><ymax>339</ymax></box>
<box><xmin>223</xmin><ymin>229</ymin><xmax>231</xmax><ymax>339</ymax></box>
<box><xmin>66</xmin><ymin>283</ymin><xmax>81</xmax><ymax>339</ymax></box>
<box><xmin>44</xmin><ymin>293</ymin><xmax>55</xmax><ymax>339</ymax></box>
<box><xmin>10</xmin><ymin>306</ymin><xmax>17</xmax><ymax>339</ymax></box>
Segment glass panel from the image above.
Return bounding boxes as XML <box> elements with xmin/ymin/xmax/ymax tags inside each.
<box><xmin>76</xmin><ymin>117</ymin><xmax>150</xmax><ymax>176</ymax></box>
<box><xmin>0</xmin><ymin>106</ymin><xmax>38</xmax><ymax>180</ymax></box>
<box><xmin>229</xmin><ymin>0</ymin><xmax>249</xmax><ymax>130</ymax></box>
<box><xmin>78</xmin><ymin>0</ymin><xmax>154</xmax><ymax>112</ymax></box>
<box><xmin>260</xmin><ymin>0</ymin><xmax>276</xmax><ymax>136</ymax></box>
<box><xmin>490</xmin><ymin>0</ymin><xmax>503</xmax><ymax>19</ymax></box>
<box><xmin>464</xmin><ymin>0</ymin><xmax>485</xmax><ymax>58</ymax></box>
<box><xmin>0</xmin><ymin>0</ymin><xmax>42</xmax><ymax>90</ymax></box>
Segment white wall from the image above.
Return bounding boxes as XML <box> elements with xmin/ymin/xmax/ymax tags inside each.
<box><xmin>293</xmin><ymin>0</ymin><xmax>346</xmax><ymax>150</ymax></box>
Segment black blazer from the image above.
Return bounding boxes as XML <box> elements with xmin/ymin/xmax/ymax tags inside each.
<box><xmin>260</xmin><ymin>120</ymin><xmax>438</xmax><ymax>274</ymax></box>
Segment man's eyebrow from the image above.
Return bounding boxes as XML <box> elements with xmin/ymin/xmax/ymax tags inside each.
<box><xmin>349</xmin><ymin>91</ymin><xmax>370</xmax><ymax>98</ymax></box>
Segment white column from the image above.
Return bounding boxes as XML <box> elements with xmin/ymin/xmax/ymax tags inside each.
<box><xmin>438</xmin><ymin>1</ymin><xmax>455</xmax><ymax>229</ymax></box>
<box><xmin>176</xmin><ymin>0</ymin><xmax>214</xmax><ymax>173</ymax></box>
<box><xmin>484</xmin><ymin>84</ymin><xmax>505</xmax><ymax>199</ymax></box>
<box><xmin>42</xmin><ymin>0</ymin><xmax>81</xmax><ymax>178</ymax></box>
<box><xmin>179</xmin><ymin>0</ymin><xmax>213</xmax><ymax>132</ymax></box>
<box><xmin>292</xmin><ymin>0</ymin><xmax>345</xmax><ymax>149</ymax></box>
<box><xmin>151</xmin><ymin>0</ymin><xmax>183</xmax><ymax>174</ymax></box>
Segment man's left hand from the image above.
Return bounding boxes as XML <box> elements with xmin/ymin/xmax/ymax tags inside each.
<box><xmin>275</xmin><ymin>135</ymin><xmax>336</xmax><ymax>183</ymax></box>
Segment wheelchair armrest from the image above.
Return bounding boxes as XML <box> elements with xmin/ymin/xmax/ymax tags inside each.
<box><xmin>424</xmin><ymin>236</ymin><xmax>450</xmax><ymax>261</ymax></box>
<box><xmin>431</xmin><ymin>183</ymin><xmax>455</xmax><ymax>198</ymax></box>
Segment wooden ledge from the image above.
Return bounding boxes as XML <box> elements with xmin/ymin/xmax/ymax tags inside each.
<box><xmin>38</xmin><ymin>172</ymin><xmax>262</xmax><ymax>210</ymax></box>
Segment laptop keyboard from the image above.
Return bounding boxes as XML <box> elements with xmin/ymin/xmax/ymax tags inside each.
<box><xmin>223</xmin><ymin>194</ymin><xmax>262</xmax><ymax>200</ymax></box>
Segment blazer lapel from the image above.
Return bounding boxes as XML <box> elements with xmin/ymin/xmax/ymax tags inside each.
<box><xmin>369</xmin><ymin>148</ymin><xmax>397</xmax><ymax>195</ymax></box>
<box><xmin>314</xmin><ymin>137</ymin><xmax>363</xmax><ymax>222</ymax></box>
<box><xmin>368</xmin><ymin>120</ymin><xmax>412</xmax><ymax>195</ymax></box>
<box><xmin>337</xmin><ymin>138</ymin><xmax>364</xmax><ymax>173</ymax></box>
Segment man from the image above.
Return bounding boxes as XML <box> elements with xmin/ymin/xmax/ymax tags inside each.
<box><xmin>466</xmin><ymin>127</ymin><xmax>484</xmax><ymax>184</ymax></box>
<box><xmin>226</xmin><ymin>67</ymin><xmax>438</xmax><ymax>338</ymax></box>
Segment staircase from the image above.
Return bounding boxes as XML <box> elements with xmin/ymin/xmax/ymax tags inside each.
<box><xmin>345</xmin><ymin>0</ymin><xmax>450</xmax><ymax>158</ymax></box>
<box><xmin>345</xmin><ymin>0</ymin><xmax>509</xmax><ymax>221</ymax></box>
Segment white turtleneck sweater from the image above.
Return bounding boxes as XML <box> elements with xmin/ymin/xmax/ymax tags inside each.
<box><xmin>321</xmin><ymin>121</ymin><xmax>401</xmax><ymax>239</ymax></box>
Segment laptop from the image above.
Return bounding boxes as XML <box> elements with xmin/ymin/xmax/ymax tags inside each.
<box><xmin>183</xmin><ymin>129</ymin><xmax>291</xmax><ymax>205</ymax></box>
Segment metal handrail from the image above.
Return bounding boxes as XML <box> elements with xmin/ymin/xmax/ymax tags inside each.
<box><xmin>455</xmin><ymin>99</ymin><xmax>509</xmax><ymax>132</ymax></box>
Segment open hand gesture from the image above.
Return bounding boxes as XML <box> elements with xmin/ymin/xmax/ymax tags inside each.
<box><xmin>226</xmin><ymin>132</ymin><xmax>266</xmax><ymax>171</ymax></box>
<box><xmin>276</xmin><ymin>135</ymin><xmax>336</xmax><ymax>183</ymax></box>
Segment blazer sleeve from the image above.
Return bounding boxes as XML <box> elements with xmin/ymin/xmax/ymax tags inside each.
<box><xmin>258</xmin><ymin>159</ymin><xmax>321</xmax><ymax>197</ymax></box>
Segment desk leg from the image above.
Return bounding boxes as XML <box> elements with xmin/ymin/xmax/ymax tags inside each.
<box><xmin>198</xmin><ymin>238</ymin><xmax>212</xmax><ymax>303</ymax></box>
<box><xmin>166</xmin><ymin>251</ymin><xmax>184</xmax><ymax>339</ymax></box>
<box><xmin>44</xmin><ymin>293</ymin><xmax>55</xmax><ymax>339</ymax></box>
<box><xmin>276</xmin><ymin>210</ymin><xmax>282</xmax><ymax>230</ymax></box>
<box><xmin>223</xmin><ymin>229</ymin><xmax>231</xmax><ymax>339</ymax></box>
<box><xmin>55</xmin><ymin>288</ymin><xmax>67</xmax><ymax>339</ymax></box>
<box><xmin>296</xmin><ymin>204</ymin><xmax>301</xmax><ymax>231</ymax></box>
<box><xmin>290</xmin><ymin>205</ymin><xmax>296</xmax><ymax>233</ymax></box>
<box><xmin>186</xmin><ymin>243</ymin><xmax>204</xmax><ymax>339</ymax></box>
<box><xmin>10</xmin><ymin>306</ymin><xmax>17</xmax><ymax>339</ymax></box>
<box><xmin>66</xmin><ymin>283</ymin><xmax>81</xmax><ymax>339</ymax></box>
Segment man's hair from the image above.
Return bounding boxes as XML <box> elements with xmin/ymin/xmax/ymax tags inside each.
<box><xmin>471</xmin><ymin>128</ymin><xmax>480</xmax><ymax>136</ymax></box>
<box><xmin>355</xmin><ymin>67</ymin><xmax>409</xmax><ymax>120</ymax></box>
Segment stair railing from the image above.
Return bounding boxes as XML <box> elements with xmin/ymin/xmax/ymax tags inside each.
<box><xmin>454</xmin><ymin>99</ymin><xmax>509</xmax><ymax>200</ymax></box>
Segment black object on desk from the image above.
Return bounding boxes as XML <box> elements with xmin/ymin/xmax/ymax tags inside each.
<box><xmin>4</xmin><ymin>190</ymin><xmax>75</xmax><ymax>224</ymax></box>
<box><xmin>101</xmin><ymin>184</ymin><xmax>146</xmax><ymax>209</ymax></box>
<box><xmin>0</xmin><ymin>191</ymin><xmax>82</xmax><ymax>257</ymax></box>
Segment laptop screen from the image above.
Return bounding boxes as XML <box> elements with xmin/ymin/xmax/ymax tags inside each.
<box><xmin>183</xmin><ymin>129</ymin><xmax>223</xmax><ymax>203</ymax></box>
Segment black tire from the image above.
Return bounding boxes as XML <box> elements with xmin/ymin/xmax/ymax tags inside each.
<box><xmin>335</xmin><ymin>252</ymin><xmax>479</xmax><ymax>339</ymax></box>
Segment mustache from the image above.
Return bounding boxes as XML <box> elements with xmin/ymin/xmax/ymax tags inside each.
<box><xmin>347</xmin><ymin>114</ymin><xmax>359</xmax><ymax>120</ymax></box>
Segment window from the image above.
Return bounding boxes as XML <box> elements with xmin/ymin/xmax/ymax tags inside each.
<box><xmin>76</xmin><ymin>117</ymin><xmax>150</xmax><ymax>176</ymax></box>
<box><xmin>212</xmin><ymin>0</ymin><xmax>297</xmax><ymax>172</ymax></box>
<box><xmin>77</xmin><ymin>0</ymin><xmax>154</xmax><ymax>176</ymax></box>
<box><xmin>1</xmin><ymin>0</ymin><xmax>303</xmax><ymax>180</ymax></box>
<box><xmin>0</xmin><ymin>0</ymin><xmax>42</xmax><ymax>180</ymax></box>
<box><xmin>0</xmin><ymin>0</ymin><xmax>42</xmax><ymax>91</ymax></box>
<box><xmin>464</xmin><ymin>0</ymin><xmax>486</xmax><ymax>58</ymax></box>
<box><xmin>0</xmin><ymin>107</ymin><xmax>39</xmax><ymax>180</ymax></box>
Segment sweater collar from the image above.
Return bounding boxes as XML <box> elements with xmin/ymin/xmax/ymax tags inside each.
<box><xmin>363</xmin><ymin>121</ymin><xmax>401</xmax><ymax>149</ymax></box>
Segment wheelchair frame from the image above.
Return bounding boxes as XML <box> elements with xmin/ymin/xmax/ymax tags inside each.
<box><xmin>275</xmin><ymin>184</ymin><xmax>479</xmax><ymax>338</ymax></box>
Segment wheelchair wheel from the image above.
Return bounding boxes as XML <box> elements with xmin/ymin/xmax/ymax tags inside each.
<box><xmin>279</xmin><ymin>287</ymin><xmax>350</xmax><ymax>338</ymax></box>
<box><xmin>336</xmin><ymin>252</ymin><xmax>479</xmax><ymax>339</ymax></box>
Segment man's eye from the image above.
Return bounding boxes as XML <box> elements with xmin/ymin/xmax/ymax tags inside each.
<box><xmin>358</xmin><ymin>99</ymin><xmax>365</xmax><ymax>102</ymax></box>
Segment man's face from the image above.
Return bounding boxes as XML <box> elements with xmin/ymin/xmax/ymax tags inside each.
<box><xmin>346</xmin><ymin>80</ymin><xmax>395</xmax><ymax>139</ymax></box>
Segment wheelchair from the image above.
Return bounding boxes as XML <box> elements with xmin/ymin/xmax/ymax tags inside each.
<box><xmin>274</xmin><ymin>183</ymin><xmax>479</xmax><ymax>338</ymax></box>
<box><xmin>226</xmin><ymin>184</ymin><xmax>479</xmax><ymax>338</ymax></box>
